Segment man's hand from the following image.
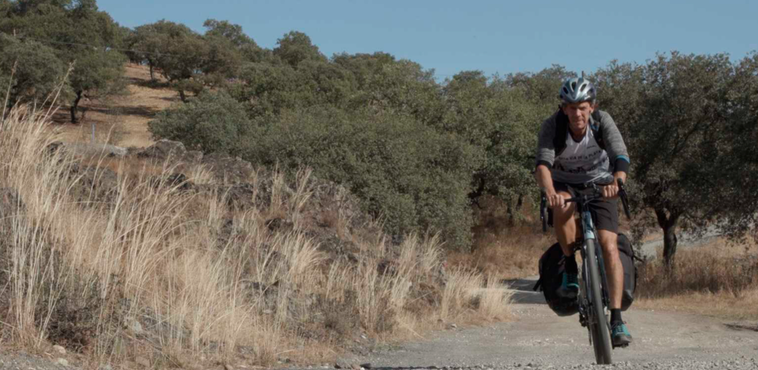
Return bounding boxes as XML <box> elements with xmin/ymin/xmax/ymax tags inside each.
<box><xmin>603</xmin><ymin>172</ymin><xmax>628</xmax><ymax>199</ymax></box>
<box><xmin>546</xmin><ymin>191</ymin><xmax>568</xmax><ymax>209</ymax></box>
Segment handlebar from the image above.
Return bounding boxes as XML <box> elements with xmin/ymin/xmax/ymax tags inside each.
<box><xmin>540</xmin><ymin>179</ymin><xmax>631</xmax><ymax>232</ymax></box>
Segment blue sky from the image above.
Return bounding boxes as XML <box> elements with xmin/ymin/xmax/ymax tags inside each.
<box><xmin>98</xmin><ymin>0</ymin><xmax>758</xmax><ymax>80</ymax></box>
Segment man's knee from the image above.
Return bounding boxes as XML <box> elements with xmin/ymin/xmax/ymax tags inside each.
<box><xmin>598</xmin><ymin>231</ymin><xmax>620</xmax><ymax>258</ymax></box>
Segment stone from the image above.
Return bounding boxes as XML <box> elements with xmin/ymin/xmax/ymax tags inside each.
<box><xmin>138</xmin><ymin>139</ymin><xmax>187</xmax><ymax>161</ymax></box>
<box><xmin>201</xmin><ymin>153</ymin><xmax>255</xmax><ymax>184</ymax></box>
<box><xmin>53</xmin><ymin>345</ymin><xmax>66</xmax><ymax>355</ymax></box>
<box><xmin>127</xmin><ymin>318</ymin><xmax>143</xmax><ymax>335</ymax></box>
<box><xmin>57</xmin><ymin>358</ymin><xmax>69</xmax><ymax>366</ymax></box>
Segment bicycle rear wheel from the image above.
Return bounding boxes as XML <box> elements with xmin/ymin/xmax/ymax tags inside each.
<box><xmin>585</xmin><ymin>238</ymin><xmax>612</xmax><ymax>364</ymax></box>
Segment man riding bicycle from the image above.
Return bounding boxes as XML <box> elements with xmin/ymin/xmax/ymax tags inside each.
<box><xmin>534</xmin><ymin>75</ymin><xmax>633</xmax><ymax>347</ymax></box>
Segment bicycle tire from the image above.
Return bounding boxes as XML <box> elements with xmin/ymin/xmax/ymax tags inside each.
<box><xmin>585</xmin><ymin>238</ymin><xmax>612</xmax><ymax>364</ymax></box>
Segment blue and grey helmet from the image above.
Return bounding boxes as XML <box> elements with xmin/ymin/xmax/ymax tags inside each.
<box><xmin>559</xmin><ymin>76</ymin><xmax>596</xmax><ymax>104</ymax></box>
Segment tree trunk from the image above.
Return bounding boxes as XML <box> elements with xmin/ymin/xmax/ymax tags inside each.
<box><xmin>662</xmin><ymin>225</ymin><xmax>678</xmax><ymax>266</ymax></box>
<box><xmin>655</xmin><ymin>208</ymin><xmax>680</xmax><ymax>267</ymax></box>
<box><xmin>149</xmin><ymin>63</ymin><xmax>155</xmax><ymax>81</ymax></box>
<box><xmin>178</xmin><ymin>89</ymin><xmax>187</xmax><ymax>103</ymax></box>
<box><xmin>70</xmin><ymin>90</ymin><xmax>83</xmax><ymax>124</ymax></box>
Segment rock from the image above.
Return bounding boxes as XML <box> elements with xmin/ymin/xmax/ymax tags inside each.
<box><xmin>135</xmin><ymin>356</ymin><xmax>150</xmax><ymax>367</ymax></box>
<box><xmin>202</xmin><ymin>153</ymin><xmax>255</xmax><ymax>184</ymax></box>
<box><xmin>127</xmin><ymin>318</ymin><xmax>143</xmax><ymax>335</ymax></box>
<box><xmin>55</xmin><ymin>142</ymin><xmax>128</xmax><ymax>158</ymax></box>
<box><xmin>53</xmin><ymin>345</ymin><xmax>66</xmax><ymax>355</ymax></box>
<box><xmin>185</xmin><ymin>150</ymin><xmax>204</xmax><ymax>164</ymax></box>
<box><xmin>99</xmin><ymin>365</ymin><xmax>113</xmax><ymax>370</ymax></box>
<box><xmin>57</xmin><ymin>358</ymin><xmax>69</xmax><ymax>366</ymax></box>
<box><xmin>225</xmin><ymin>364</ymin><xmax>234</xmax><ymax>370</ymax></box>
<box><xmin>138</xmin><ymin>139</ymin><xmax>187</xmax><ymax>161</ymax></box>
<box><xmin>360</xmin><ymin>363</ymin><xmax>372</xmax><ymax>369</ymax></box>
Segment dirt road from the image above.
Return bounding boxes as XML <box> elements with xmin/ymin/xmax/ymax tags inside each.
<box><xmin>336</xmin><ymin>277</ymin><xmax>758</xmax><ymax>370</ymax></box>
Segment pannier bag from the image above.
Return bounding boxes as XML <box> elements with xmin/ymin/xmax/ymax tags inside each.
<box><xmin>533</xmin><ymin>233</ymin><xmax>638</xmax><ymax>316</ymax></box>
<box><xmin>533</xmin><ymin>242</ymin><xmax>579</xmax><ymax>316</ymax></box>
<box><xmin>617</xmin><ymin>233</ymin><xmax>637</xmax><ymax>311</ymax></box>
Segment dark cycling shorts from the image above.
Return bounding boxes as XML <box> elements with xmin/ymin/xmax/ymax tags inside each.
<box><xmin>553</xmin><ymin>181</ymin><xmax>619</xmax><ymax>233</ymax></box>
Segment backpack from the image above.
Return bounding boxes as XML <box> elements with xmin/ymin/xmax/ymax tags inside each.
<box><xmin>533</xmin><ymin>233</ymin><xmax>638</xmax><ymax>316</ymax></box>
<box><xmin>553</xmin><ymin>110</ymin><xmax>605</xmax><ymax>157</ymax></box>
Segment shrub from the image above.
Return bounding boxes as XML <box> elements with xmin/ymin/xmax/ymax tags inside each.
<box><xmin>244</xmin><ymin>107</ymin><xmax>480</xmax><ymax>249</ymax></box>
<box><xmin>148</xmin><ymin>91</ymin><xmax>254</xmax><ymax>155</ymax></box>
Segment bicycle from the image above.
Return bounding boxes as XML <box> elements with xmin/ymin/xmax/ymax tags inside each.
<box><xmin>540</xmin><ymin>178</ymin><xmax>631</xmax><ymax>365</ymax></box>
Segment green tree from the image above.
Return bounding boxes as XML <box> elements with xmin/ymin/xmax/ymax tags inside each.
<box><xmin>0</xmin><ymin>34</ymin><xmax>69</xmax><ymax>106</ymax></box>
<box><xmin>273</xmin><ymin>31</ymin><xmax>326</xmax><ymax>67</ymax></box>
<box><xmin>333</xmin><ymin>52</ymin><xmax>443</xmax><ymax>124</ymax></box>
<box><xmin>596</xmin><ymin>53</ymin><xmax>754</xmax><ymax>265</ymax></box>
<box><xmin>0</xmin><ymin>0</ymin><xmax>126</xmax><ymax>122</ymax></box>
<box><xmin>203</xmin><ymin>18</ymin><xmax>262</xmax><ymax>62</ymax></box>
<box><xmin>436</xmin><ymin>71</ymin><xmax>543</xmax><ymax>218</ymax></box>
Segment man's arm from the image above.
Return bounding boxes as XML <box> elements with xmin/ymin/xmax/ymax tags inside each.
<box><xmin>534</xmin><ymin>113</ymin><xmax>569</xmax><ymax>208</ymax></box>
<box><xmin>596</xmin><ymin>110</ymin><xmax>630</xmax><ymax>198</ymax></box>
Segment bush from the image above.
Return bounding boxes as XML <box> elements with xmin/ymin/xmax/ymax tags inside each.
<box><xmin>148</xmin><ymin>91</ymin><xmax>254</xmax><ymax>155</ymax></box>
<box><xmin>244</xmin><ymin>107</ymin><xmax>480</xmax><ymax>249</ymax></box>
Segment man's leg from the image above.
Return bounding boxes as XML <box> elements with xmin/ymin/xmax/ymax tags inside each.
<box><xmin>552</xmin><ymin>190</ymin><xmax>579</xmax><ymax>297</ymax></box>
<box><xmin>553</xmin><ymin>191</ymin><xmax>577</xmax><ymax>256</ymax></box>
<box><xmin>595</xmin><ymin>198</ymin><xmax>632</xmax><ymax>347</ymax></box>
<box><xmin>598</xmin><ymin>230</ymin><xmax>623</xmax><ymax>310</ymax></box>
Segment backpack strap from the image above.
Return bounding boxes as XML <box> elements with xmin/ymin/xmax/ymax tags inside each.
<box><xmin>554</xmin><ymin>110</ymin><xmax>569</xmax><ymax>157</ymax></box>
<box><xmin>591</xmin><ymin>110</ymin><xmax>605</xmax><ymax>151</ymax></box>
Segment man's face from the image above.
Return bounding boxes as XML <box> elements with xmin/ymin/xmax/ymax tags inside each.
<box><xmin>561</xmin><ymin>101</ymin><xmax>594</xmax><ymax>132</ymax></box>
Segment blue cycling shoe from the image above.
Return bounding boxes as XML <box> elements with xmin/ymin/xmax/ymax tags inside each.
<box><xmin>557</xmin><ymin>272</ymin><xmax>579</xmax><ymax>298</ymax></box>
<box><xmin>612</xmin><ymin>321</ymin><xmax>633</xmax><ymax>347</ymax></box>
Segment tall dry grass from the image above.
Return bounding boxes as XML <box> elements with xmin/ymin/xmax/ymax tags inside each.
<box><xmin>0</xmin><ymin>106</ymin><xmax>512</xmax><ymax>368</ymax></box>
<box><xmin>635</xmin><ymin>241</ymin><xmax>758</xmax><ymax>320</ymax></box>
<box><xmin>638</xmin><ymin>241</ymin><xmax>758</xmax><ymax>298</ymax></box>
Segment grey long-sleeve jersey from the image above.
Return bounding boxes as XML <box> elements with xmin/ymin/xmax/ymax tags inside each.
<box><xmin>535</xmin><ymin>109</ymin><xmax>630</xmax><ymax>185</ymax></box>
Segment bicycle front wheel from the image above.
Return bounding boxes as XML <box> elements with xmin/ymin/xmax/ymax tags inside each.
<box><xmin>585</xmin><ymin>238</ymin><xmax>612</xmax><ymax>364</ymax></box>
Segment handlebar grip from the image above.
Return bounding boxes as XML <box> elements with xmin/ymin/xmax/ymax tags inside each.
<box><xmin>617</xmin><ymin>178</ymin><xmax>631</xmax><ymax>220</ymax></box>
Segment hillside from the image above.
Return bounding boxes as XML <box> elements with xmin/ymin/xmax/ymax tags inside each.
<box><xmin>50</xmin><ymin>64</ymin><xmax>177</xmax><ymax>148</ymax></box>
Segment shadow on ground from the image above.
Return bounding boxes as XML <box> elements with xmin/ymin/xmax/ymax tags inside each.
<box><xmin>502</xmin><ymin>277</ymin><xmax>546</xmax><ymax>305</ymax></box>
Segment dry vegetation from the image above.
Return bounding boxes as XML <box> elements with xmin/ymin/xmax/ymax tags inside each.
<box><xmin>634</xmin><ymin>239</ymin><xmax>758</xmax><ymax>321</ymax></box>
<box><xmin>448</xmin><ymin>195</ymin><xmax>555</xmax><ymax>280</ymax></box>
<box><xmin>0</xmin><ymin>105</ymin><xmax>513</xmax><ymax>369</ymax></box>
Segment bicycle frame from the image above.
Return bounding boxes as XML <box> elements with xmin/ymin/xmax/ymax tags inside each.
<box><xmin>570</xmin><ymin>191</ymin><xmax>613</xmax><ymax>364</ymax></box>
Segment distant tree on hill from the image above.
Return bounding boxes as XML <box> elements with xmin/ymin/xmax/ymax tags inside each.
<box><xmin>203</xmin><ymin>19</ymin><xmax>263</xmax><ymax>62</ymax></box>
<box><xmin>273</xmin><ymin>31</ymin><xmax>326</xmax><ymax>67</ymax></box>
<box><xmin>129</xmin><ymin>20</ymin><xmax>245</xmax><ymax>102</ymax></box>
<box><xmin>0</xmin><ymin>0</ymin><xmax>126</xmax><ymax>123</ymax></box>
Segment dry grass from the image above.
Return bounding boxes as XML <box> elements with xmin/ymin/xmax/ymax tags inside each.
<box><xmin>0</xmin><ymin>105</ymin><xmax>513</xmax><ymax>369</ymax></box>
<box><xmin>635</xmin><ymin>239</ymin><xmax>758</xmax><ymax>320</ymax></box>
<box><xmin>448</xmin><ymin>195</ymin><xmax>552</xmax><ymax>280</ymax></box>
